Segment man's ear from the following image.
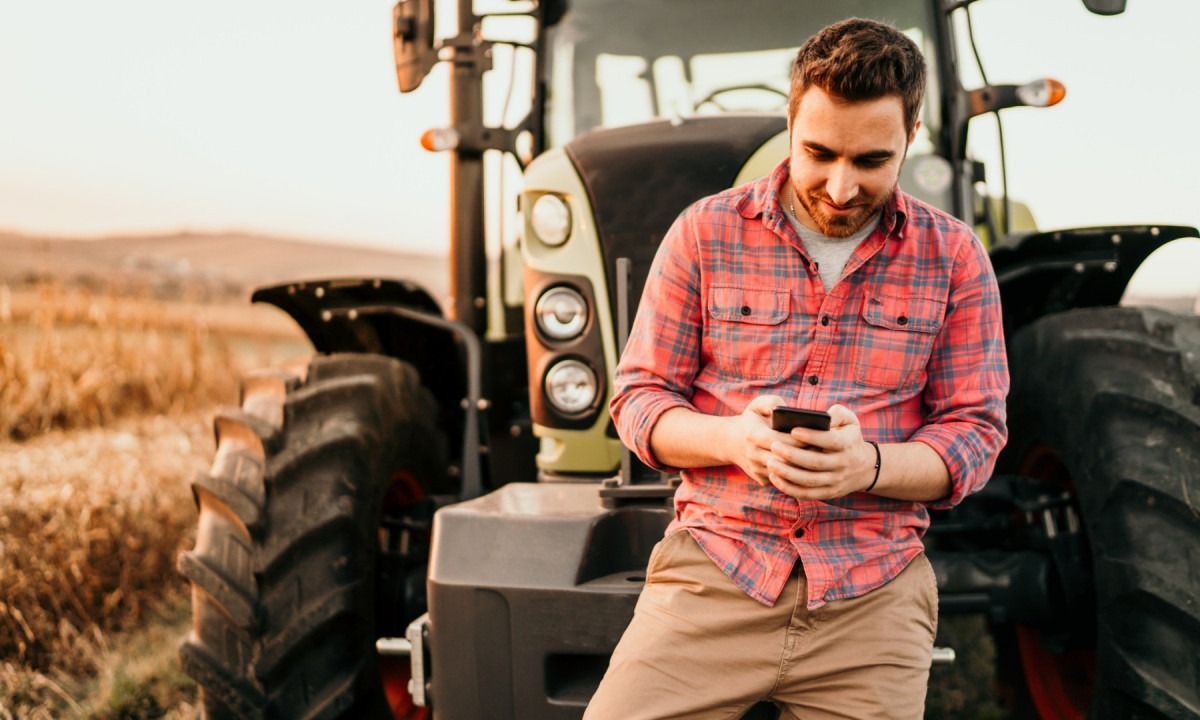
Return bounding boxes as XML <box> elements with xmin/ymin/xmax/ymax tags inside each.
<box><xmin>908</xmin><ymin>119</ymin><xmax>922</xmax><ymax>146</ymax></box>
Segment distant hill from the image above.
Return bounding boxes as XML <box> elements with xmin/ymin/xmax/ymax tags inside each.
<box><xmin>0</xmin><ymin>230</ymin><xmax>449</xmax><ymax>306</ymax></box>
<box><xmin>1</xmin><ymin>229</ymin><xmax>1193</xmax><ymax>316</ymax></box>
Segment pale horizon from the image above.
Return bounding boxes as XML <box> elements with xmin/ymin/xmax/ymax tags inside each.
<box><xmin>2</xmin><ymin>0</ymin><xmax>1198</xmax><ymax>298</ymax></box>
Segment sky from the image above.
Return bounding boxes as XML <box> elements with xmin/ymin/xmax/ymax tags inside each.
<box><xmin>1</xmin><ymin>0</ymin><xmax>1197</xmax><ymax>294</ymax></box>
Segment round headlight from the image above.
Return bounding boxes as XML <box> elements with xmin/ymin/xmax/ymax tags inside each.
<box><xmin>530</xmin><ymin>193</ymin><xmax>571</xmax><ymax>247</ymax></box>
<box><xmin>544</xmin><ymin>359</ymin><xmax>598</xmax><ymax>415</ymax></box>
<box><xmin>535</xmin><ymin>287</ymin><xmax>587</xmax><ymax>340</ymax></box>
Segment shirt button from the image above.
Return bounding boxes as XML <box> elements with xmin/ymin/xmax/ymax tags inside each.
<box><xmin>821</xmin><ymin>315</ymin><xmax>830</xmax><ymax>326</ymax></box>
<box><xmin>897</xmin><ymin>315</ymin><xmax>909</xmax><ymax>325</ymax></box>
<box><xmin>741</xmin><ymin>305</ymin><xmax>751</xmax><ymax>316</ymax></box>
<box><xmin>793</xmin><ymin>527</ymin><xmax>806</xmax><ymax>539</ymax></box>
<box><xmin>808</xmin><ymin>375</ymin><xmax>819</xmax><ymax>385</ymax></box>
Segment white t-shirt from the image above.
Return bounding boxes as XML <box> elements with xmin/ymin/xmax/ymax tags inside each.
<box><xmin>783</xmin><ymin>206</ymin><xmax>880</xmax><ymax>291</ymax></box>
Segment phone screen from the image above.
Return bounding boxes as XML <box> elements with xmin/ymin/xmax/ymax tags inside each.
<box><xmin>770</xmin><ymin>407</ymin><xmax>832</xmax><ymax>433</ymax></box>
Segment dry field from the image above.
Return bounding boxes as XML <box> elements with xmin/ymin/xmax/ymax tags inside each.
<box><xmin>1</xmin><ymin>281</ymin><xmax>308</xmax><ymax>718</ymax></box>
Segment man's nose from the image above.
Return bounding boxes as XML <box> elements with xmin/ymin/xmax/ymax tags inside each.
<box><xmin>826</xmin><ymin>163</ymin><xmax>858</xmax><ymax>205</ymax></box>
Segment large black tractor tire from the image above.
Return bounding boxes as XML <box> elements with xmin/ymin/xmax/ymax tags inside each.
<box><xmin>996</xmin><ymin>306</ymin><xmax>1200</xmax><ymax>719</ymax></box>
<box><xmin>178</xmin><ymin>353</ymin><xmax>448</xmax><ymax>719</ymax></box>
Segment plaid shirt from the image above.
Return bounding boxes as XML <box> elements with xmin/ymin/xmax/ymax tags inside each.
<box><xmin>610</xmin><ymin>158</ymin><xmax>1008</xmax><ymax>609</ymax></box>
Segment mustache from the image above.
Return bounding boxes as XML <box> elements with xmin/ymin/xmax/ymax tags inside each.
<box><xmin>808</xmin><ymin>192</ymin><xmax>865</xmax><ymax>210</ymax></box>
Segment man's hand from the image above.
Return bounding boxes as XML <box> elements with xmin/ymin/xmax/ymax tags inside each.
<box><xmin>647</xmin><ymin>396</ymin><xmax>787</xmax><ymax>474</ymax></box>
<box><xmin>725</xmin><ymin>395</ymin><xmax>789</xmax><ymax>485</ymax></box>
<box><xmin>764</xmin><ymin>404</ymin><xmax>876</xmax><ymax>500</ymax></box>
<box><xmin>648</xmin><ymin>398</ymin><xmax>949</xmax><ymax>501</ymax></box>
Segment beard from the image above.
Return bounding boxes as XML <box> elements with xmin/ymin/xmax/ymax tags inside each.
<box><xmin>794</xmin><ymin>183</ymin><xmax>893</xmax><ymax>238</ymax></box>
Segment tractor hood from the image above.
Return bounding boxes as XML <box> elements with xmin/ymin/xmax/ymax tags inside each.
<box><xmin>563</xmin><ymin>114</ymin><xmax>787</xmax><ymax>316</ymax></box>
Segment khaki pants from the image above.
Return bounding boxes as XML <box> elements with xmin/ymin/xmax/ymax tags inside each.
<box><xmin>584</xmin><ymin>530</ymin><xmax>938</xmax><ymax>720</ymax></box>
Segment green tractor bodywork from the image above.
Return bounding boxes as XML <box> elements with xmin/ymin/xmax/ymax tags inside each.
<box><xmin>519</xmin><ymin>147</ymin><xmax>624</xmax><ymax>474</ymax></box>
<box><xmin>181</xmin><ymin>0</ymin><xmax>1200</xmax><ymax>718</ymax></box>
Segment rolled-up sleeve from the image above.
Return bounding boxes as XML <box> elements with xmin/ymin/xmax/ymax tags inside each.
<box><xmin>910</xmin><ymin>234</ymin><xmax>1009</xmax><ymax>509</ymax></box>
<box><xmin>609</xmin><ymin>210</ymin><xmax>704</xmax><ymax>471</ymax></box>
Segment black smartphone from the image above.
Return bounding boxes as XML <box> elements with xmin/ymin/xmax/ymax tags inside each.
<box><xmin>770</xmin><ymin>406</ymin><xmax>832</xmax><ymax>433</ymax></box>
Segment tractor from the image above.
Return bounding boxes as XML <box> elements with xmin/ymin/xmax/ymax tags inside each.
<box><xmin>179</xmin><ymin>0</ymin><xmax>1200</xmax><ymax>717</ymax></box>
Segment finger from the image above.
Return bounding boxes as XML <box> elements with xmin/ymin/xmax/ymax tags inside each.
<box><xmin>770</xmin><ymin>441</ymin><xmax>830</xmax><ymax>471</ymax></box>
<box><xmin>788</xmin><ymin>426</ymin><xmax>835</xmax><ymax>450</ymax></box>
<box><xmin>769</xmin><ymin>462</ymin><xmax>850</xmax><ymax>497</ymax></box>
<box><xmin>752</xmin><ymin>456</ymin><xmax>779</xmax><ymax>486</ymax></box>
<box><xmin>767</xmin><ymin>473</ymin><xmax>800</xmax><ymax>498</ymax></box>
<box><xmin>747</xmin><ymin>394</ymin><xmax>787</xmax><ymax>418</ymax></box>
<box><xmin>827</xmin><ymin>403</ymin><xmax>858</xmax><ymax>429</ymax></box>
<box><xmin>767</xmin><ymin>471</ymin><xmax>835</xmax><ymax>500</ymax></box>
<box><xmin>767</xmin><ymin>460</ymin><xmax>830</xmax><ymax>489</ymax></box>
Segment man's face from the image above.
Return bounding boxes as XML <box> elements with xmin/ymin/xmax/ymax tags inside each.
<box><xmin>787</xmin><ymin>86</ymin><xmax>916</xmax><ymax>238</ymax></box>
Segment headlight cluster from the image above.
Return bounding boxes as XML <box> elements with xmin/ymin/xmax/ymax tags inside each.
<box><xmin>544</xmin><ymin>359</ymin><xmax>598</xmax><ymax>415</ymax></box>
<box><xmin>530</xmin><ymin>193</ymin><xmax>572</xmax><ymax>247</ymax></box>
<box><xmin>534</xmin><ymin>286</ymin><xmax>587</xmax><ymax>340</ymax></box>
<box><xmin>533</xmin><ymin>284</ymin><xmax>597</xmax><ymax>415</ymax></box>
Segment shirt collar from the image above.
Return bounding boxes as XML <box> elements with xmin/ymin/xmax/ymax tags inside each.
<box><xmin>740</xmin><ymin>157</ymin><xmax>910</xmax><ymax>238</ymax></box>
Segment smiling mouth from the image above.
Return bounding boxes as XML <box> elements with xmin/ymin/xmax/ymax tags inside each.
<box><xmin>822</xmin><ymin>199</ymin><xmax>861</xmax><ymax>214</ymax></box>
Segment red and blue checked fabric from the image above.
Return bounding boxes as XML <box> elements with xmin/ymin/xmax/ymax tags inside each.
<box><xmin>610</xmin><ymin>159</ymin><xmax>1009</xmax><ymax>609</ymax></box>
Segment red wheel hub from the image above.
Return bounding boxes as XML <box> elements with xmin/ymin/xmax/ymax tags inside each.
<box><xmin>1016</xmin><ymin>445</ymin><xmax>1096</xmax><ymax>718</ymax></box>
<box><xmin>378</xmin><ymin>470</ymin><xmax>430</xmax><ymax>720</ymax></box>
<box><xmin>1014</xmin><ymin>625</ymin><xmax>1094</xmax><ymax>719</ymax></box>
<box><xmin>381</xmin><ymin>656</ymin><xmax>429</xmax><ymax>719</ymax></box>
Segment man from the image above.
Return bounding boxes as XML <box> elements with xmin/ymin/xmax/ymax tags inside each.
<box><xmin>586</xmin><ymin>17</ymin><xmax>1009</xmax><ymax>720</ymax></box>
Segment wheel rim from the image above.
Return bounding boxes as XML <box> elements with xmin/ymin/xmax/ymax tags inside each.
<box><xmin>1014</xmin><ymin>626</ymin><xmax>1093</xmax><ymax>720</ymax></box>
<box><xmin>1016</xmin><ymin>444</ymin><xmax>1095</xmax><ymax>719</ymax></box>
<box><xmin>381</xmin><ymin>656</ymin><xmax>428</xmax><ymax>720</ymax></box>
<box><xmin>378</xmin><ymin>470</ymin><xmax>430</xmax><ymax>720</ymax></box>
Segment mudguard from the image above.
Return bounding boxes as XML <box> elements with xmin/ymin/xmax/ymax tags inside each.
<box><xmin>252</xmin><ymin>277</ymin><xmax>483</xmax><ymax>495</ymax></box>
<box><xmin>989</xmin><ymin>224</ymin><xmax>1198</xmax><ymax>337</ymax></box>
<box><xmin>252</xmin><ymin>277</ymin><xmax>443</xmax><ymax>353</ymax></box>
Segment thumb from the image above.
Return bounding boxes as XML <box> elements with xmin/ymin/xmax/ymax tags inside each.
<box><xmin>747</xmin><ymin>395</ymin><xmax>787</xmax><ymax>418</ymax></box>
<box><xmin>827</xmin><ymin>403</ymin><xmax>859</xmax><ymax>429</ymax></box>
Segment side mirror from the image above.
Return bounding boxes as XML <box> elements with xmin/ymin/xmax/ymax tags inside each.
<box><xmin>1081</xmin><ymin>0</ymin><xmax>1126</xmax><ymax>15</ymax></box>
<box><xmin>394</xmin><ymin>0</ymin><xmax>437</xmax><ymax>93</ymax></box>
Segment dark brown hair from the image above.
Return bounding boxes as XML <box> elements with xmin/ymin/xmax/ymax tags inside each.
<box><xmin>789</xmin><ymin>17</ymin><xmax>927</xmax><ymax>136</ymax></box>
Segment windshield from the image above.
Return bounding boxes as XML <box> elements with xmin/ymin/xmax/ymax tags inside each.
<box><xmin>542</xmin><ymin>0</ymin><xmax>941</xmax><ymax>156</ymax></box>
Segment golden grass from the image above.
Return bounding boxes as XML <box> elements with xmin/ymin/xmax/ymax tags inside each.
<box><xmin>1</xmin><ymin>589</ymin><xmax>199</xmax><ymax>719</ymax></box>
<box><xmin>0</xmin><ymin>284</ymin><xmax>304</xmax><ymax>441</ymax></box>
<box><xmin>0</xmin><ymin>412</ymin><xmax>212</xmax><ymax>675</ymax></box>
<box><xmin>0</xmin><ymin>282</ymin><xmax>309</xmax><ymax>715</ymax></box>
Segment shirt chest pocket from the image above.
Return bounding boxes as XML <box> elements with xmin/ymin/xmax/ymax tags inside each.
<box><xmin>853</xmin><ymin>294</ymin><xmax>946</xmax><ymax>389</ymax></box>
<box><xmin>706</xmin><ymin>286</ymin><xmax>790</xmax><ymax>381</ymax></box>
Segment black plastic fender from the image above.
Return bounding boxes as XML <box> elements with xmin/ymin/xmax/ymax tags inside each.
<box><xmin>989</xmin><ymin>223</ymin><xmax>1197</xmax><ymax>338</ymax></box>
<box><xmin>251</xmin><ymin>277</ymin><xmax>443</xmax><ymax>354</ymax></box>
<box><xmin>251</xmin><ymin>277</ymin><xmax>482</xmax><ymax>495</ymax></box>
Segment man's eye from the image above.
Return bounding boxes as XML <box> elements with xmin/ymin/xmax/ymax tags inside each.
<box><xmin>857</xmin><ymin>158</ymin><xmax>887</xmax><ymax>169</ymax></box>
